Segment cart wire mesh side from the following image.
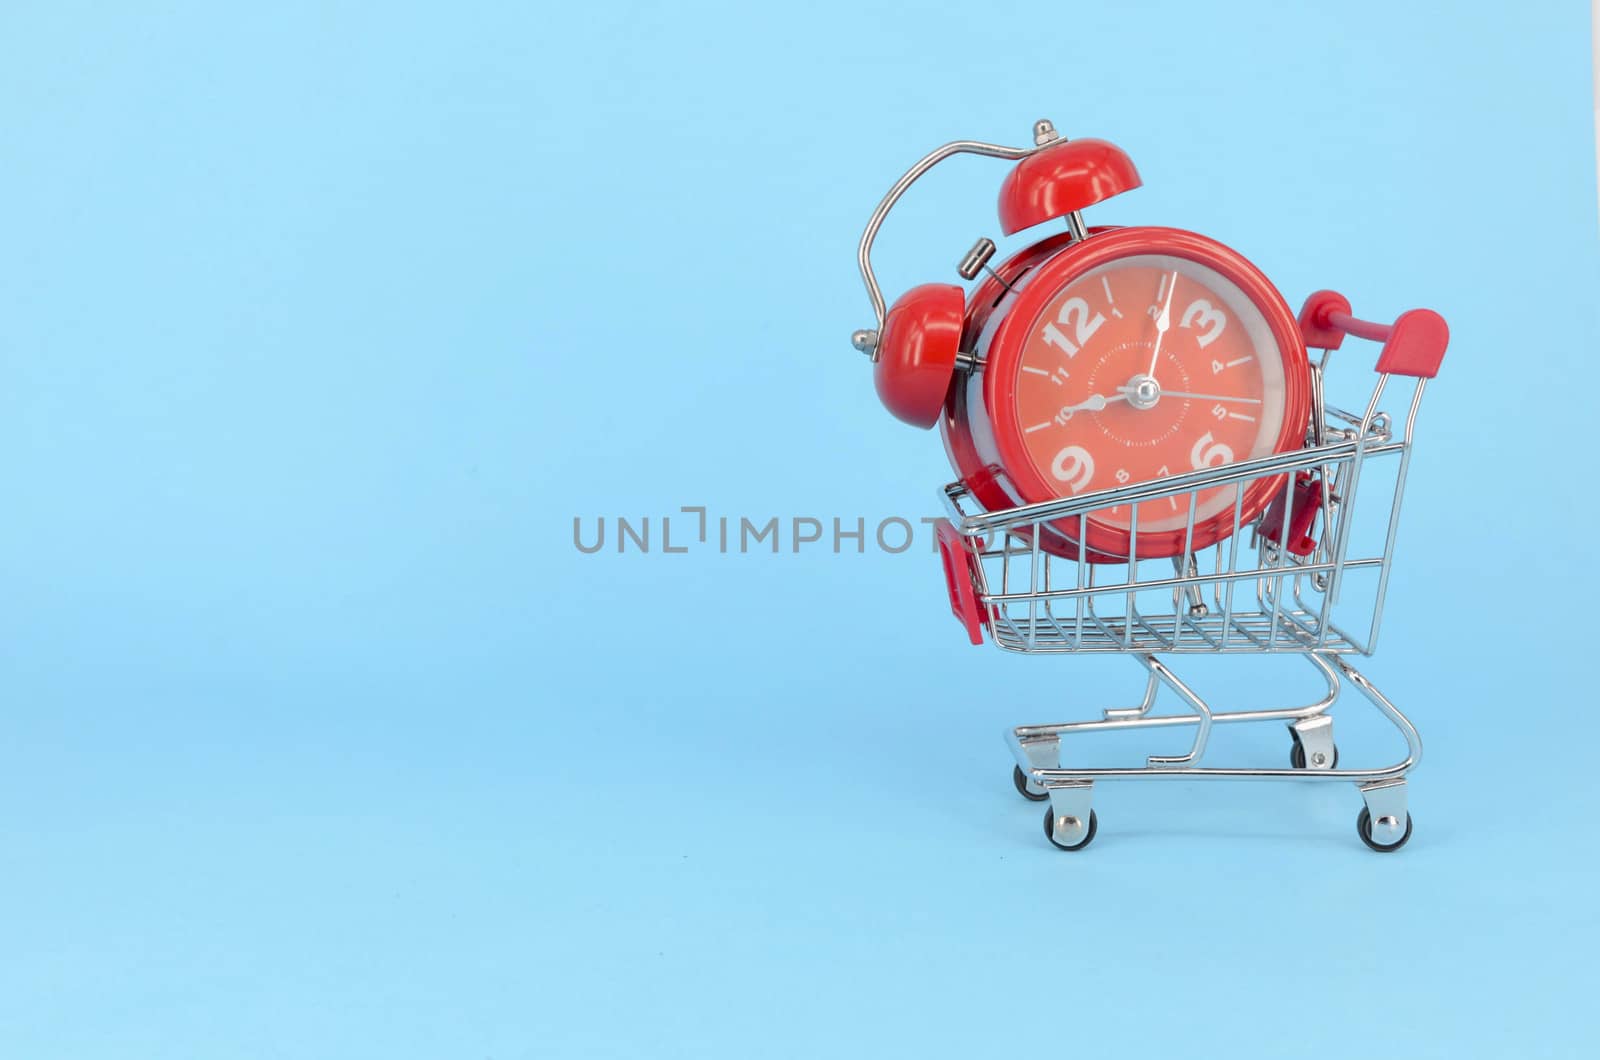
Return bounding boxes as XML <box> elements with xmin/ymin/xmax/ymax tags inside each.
<box><xmin>941</xmin><ymin>399</ymin><xmax>1413</xmax><ymax>656</ymax></box>
<box><xmin>932</xmin><ymin>294</ymin><xmax>1448</xmax><ymax>853</ymax></box>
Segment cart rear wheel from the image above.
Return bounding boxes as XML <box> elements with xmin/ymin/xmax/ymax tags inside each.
<box><xmin>1289</xmin><ymin>738</ymin><xmax>1338</xmax><ymax>770</ymax></box>
<box><xmin>1013</xmin><ymin>765</ymin><xmax>1049</xmax><ymax>801</ymax></box>
<box><xmin>1356</xmin><ymin>807</ymin><xmax>1413</xmax><ymax>852</ymax></box>
<box><xmin>1043</xmin><ymin>806</ymin><xmax>1098</xmax><ymax>851</ymax></box>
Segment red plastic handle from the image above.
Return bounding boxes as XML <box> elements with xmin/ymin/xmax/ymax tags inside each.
<box><xmin>1258</xmin><ymin>472</ymin><xmax>1322</xmax><ymax>556</ymax></box>
<box><xmin>1296</xmin><ymin>290</ymin><xmax>1449</xmax><ymax>379</ymax></box>
<box><xmin>935</xmin><ymin>519</ymin><xmax>986</xmax><ymax>646</ymax></box>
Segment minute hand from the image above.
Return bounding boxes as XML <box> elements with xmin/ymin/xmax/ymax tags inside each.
<box><xmin>1122</xmin><ymin>387</ymin><xmax>1262</xmax><ymax>404</ymax></box>
<box><xmin>1145</xmin><ymin>271</ymin><xmax>1178</xmax><ymax>378</ymax></box>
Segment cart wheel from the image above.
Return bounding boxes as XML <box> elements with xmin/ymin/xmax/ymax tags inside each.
<box><xmin>1356</xmin><ymin>807</ymin><xmax>1413</xmax><ymax>852</ymax></box>
<box><xmin>1043</xmin><ymin>806</ymin><xmax>1098</xmax><ymax>851</ymax></box>
<box><xmin>1013</xmin><ymin>765</ymin><xmax>1048</xmax><ymax>802</ymax></box>
<box><xmin>1288</xmin><ymin>738</ymin><xmax>1338</xmax><ymax>770</ymax></box>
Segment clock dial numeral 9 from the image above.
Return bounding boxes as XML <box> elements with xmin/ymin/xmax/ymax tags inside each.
<box><xmin>1051</xmin><ymin>445</ymin><xmax>1095</xmax><ymax>492</ymax></box>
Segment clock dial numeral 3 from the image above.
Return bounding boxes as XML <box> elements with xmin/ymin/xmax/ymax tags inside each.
<box><xmin>1181</xmin><ymin>298</ymin><xmax>1227</xmax><ymax>348</ymax></box>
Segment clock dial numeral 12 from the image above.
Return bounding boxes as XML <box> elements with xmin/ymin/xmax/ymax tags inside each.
<box><xmin>1041</xmin><ymin>296</ymin><xmax>1107</xmax><ymax>357</ymax></box>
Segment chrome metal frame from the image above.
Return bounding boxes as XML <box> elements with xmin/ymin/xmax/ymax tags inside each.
<box><xmin>942</xmin><ymin>363</ymin><xmax>1428</xmax><ymax>850</ymax></box>
<box><xmin>855</xmin><ymin>120</ymin><xmax>1434</xmax><ymax>851</ymax></box>
<box><xmin>851</xmin><ymin>119</ymin><xmax>1066</xmax><ymax>359</ymax></box>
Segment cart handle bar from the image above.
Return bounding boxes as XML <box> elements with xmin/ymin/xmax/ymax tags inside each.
<box><xmin>1296</xmin><ymin>289</ymin><xmax>1449</xmax><ymax>379</ymax></box>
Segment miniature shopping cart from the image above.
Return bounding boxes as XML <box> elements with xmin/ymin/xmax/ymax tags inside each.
<box><xmin>935</xmin><ymin>292</ymin><xmax>1448</xmax><ymax>852</ymax></box>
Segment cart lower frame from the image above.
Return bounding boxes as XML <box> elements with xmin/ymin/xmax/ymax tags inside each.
<box><xmin>1008</xmin><ymin>651</ymin><xmax>1419</xmax><ymax>851</ymax></box>
<box><xmin>935</xmin><ymin>291</ymin><xmax>1448</xmax><ymax>852</ymax></box>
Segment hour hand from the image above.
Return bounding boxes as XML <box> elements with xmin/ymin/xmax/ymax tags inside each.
<box><xmin>1054</xmin><ymin>392</ymin><xmax>1125</xmax><ymax>422</ymax></box>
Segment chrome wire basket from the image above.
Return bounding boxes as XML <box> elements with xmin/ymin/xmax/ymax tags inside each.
<box><xmin>934</xmin><ymin>299</ymin><xmax>1447</xmax><ymax>852</ymax></box>
<box><xmin>942</xmin><ymin>395</ymin><xmax>1408</xmax><ymax>656</ymax></box>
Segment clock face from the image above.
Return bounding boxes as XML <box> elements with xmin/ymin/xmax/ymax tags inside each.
<box><xmin>1009</xmin><ymin>253</ymin><xmax>1296</xmax><ymax>549</ymax></box>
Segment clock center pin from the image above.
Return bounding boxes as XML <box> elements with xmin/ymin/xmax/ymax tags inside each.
<box><xmin>1124</xmin><ymin>374</ymin><xmax>1161</xmax><ymax>410</ymax></box>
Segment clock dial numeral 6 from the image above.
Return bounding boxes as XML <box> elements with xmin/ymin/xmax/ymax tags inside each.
<box><xmin>1189</xmin><ymin>431</ymin><xmax>1235</xmax><ymax>469</ymax></box>
<box><xmin>1181</xmin><ymin>298</ymin><xmax>1227</xmax><ymax>348</ymax></box>
<box><xmin>1041</xmin><ymin>296</ymin><xmax>1107</xmax><ymax>357</ymax></box>
<box><xmin>1051</xmin><ymin>445</ymin><xmax>1095</xmax><ymax>492</ymax></box>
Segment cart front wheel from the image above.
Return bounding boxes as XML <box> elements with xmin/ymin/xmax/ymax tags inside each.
<box><xmin>1043</xmin><ymin>806</ymin><xmax>1098</xmax><ymax>851</ymax></box>
<box><xmin>1013</xmin><ymin>765</ymin><xmax>1048</xmax><ymax>802</ymax></box>
<box><xmin>1356</xmin><ymin>807</ymin><xmax>1413</xmax><ymax>852</ymax></box>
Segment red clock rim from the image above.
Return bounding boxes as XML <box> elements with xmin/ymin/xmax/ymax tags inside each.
<box><xmin>940</xmin><ymin>228</ymin><xmax>1132</xmax><ymax>563</ymax></box>
<box><xmin>983</xmin><ymin>226</ymin><xmax>1311</xmax><ymax>560</ymax></box>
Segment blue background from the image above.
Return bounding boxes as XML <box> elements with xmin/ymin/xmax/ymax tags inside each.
<box><xmin>2</xmin><ymin>1</ymin><xmax>1595</xmax><ymax>1056</ymax></box>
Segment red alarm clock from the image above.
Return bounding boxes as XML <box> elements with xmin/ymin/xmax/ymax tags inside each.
<box><xmin>855</xmin><ymin>121</ymin><xmax>1311</xmax><ymax>560</ymax></box>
